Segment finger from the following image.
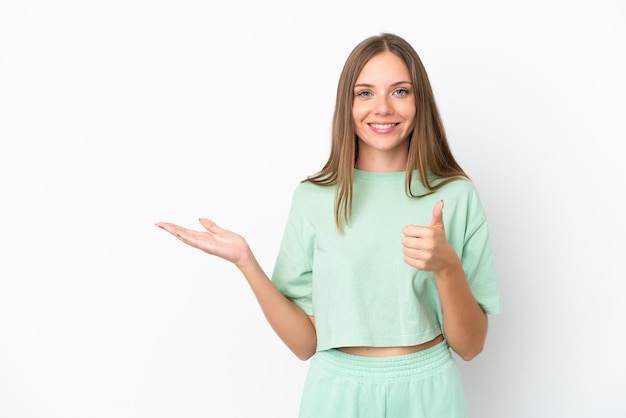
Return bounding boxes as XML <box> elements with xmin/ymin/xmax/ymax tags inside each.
<box><xmin>155</xmin><ymin>222</ymin><xmax>182</xmax><ymax>235</ymax></box>
<box><xmin>403</xmin><ymin>225</ymin><xmax>426</xmax><ymax>237</ymax></box>
<box><xmin>402</xmin><ymin>236</ymin><xmax>422</xmax><ymax>249</ymax></box>
<box><xmin>174</xmin><ymin>228</ymin><xmax>203</xmax><ymax>246</ymax></box>
<box><xmin>402</xmin><ymin>225</ymin><xmax>435</xmax><ymax>240</ymax></box>
<box><xmin>403</xmin><ymin>254</ymin><xmax>424</xmax><ymax>271</ymax></box>
<box><xmin>404</xmin><ymin>235</ymin><xmax>435</xmax><ymax>251</ymax></box>
<box><xmin>402</xmin><ymin>245</ymin><xmax>422</xmax><ymax>259</ymax></box>
<box><xmin>161</xmin><ymin>224</ymin><xmax>190</xmax><ymax>241</ymax></box>
<box><xmin>198</xmin><ymin>218</ymin><xmax>220</xmax><ymax>233</ymax></box>
<box><xmin>430</xmin><ymin>200</ymin><xmax>445</xmax><ymax>228</ymax></box>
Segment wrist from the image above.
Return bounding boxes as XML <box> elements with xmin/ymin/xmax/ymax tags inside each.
<box><xmin>234</xmin><ymin>246</ymin><xmax>258</xmax><ymax>272</ymax></box>
<box><xmin>434</xmin><ymin>258</ymin><xmax>464</xmax><ymax>283</ymax></box>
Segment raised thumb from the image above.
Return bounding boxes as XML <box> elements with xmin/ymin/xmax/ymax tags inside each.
<box><xmin>430</xmin><ymin>200</ymin><xmax>445</xmax><ymax>228</ymax></box>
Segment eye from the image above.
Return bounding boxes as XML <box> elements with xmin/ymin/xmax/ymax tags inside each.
<box><xmin>393</xmin><ymin>88</ymin><xmax>410</xmax><ymax>97</ymax></box>
<box><xmin>356</xmin><ymin>90</ymin><xmax>372</xmax><ymax>98</ymax></box>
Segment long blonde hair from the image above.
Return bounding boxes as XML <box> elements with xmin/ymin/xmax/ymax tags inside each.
<box><xmin>306</xmin><ymin>33</ymin><xmax>467</xmax><ymax>231</ymax></box>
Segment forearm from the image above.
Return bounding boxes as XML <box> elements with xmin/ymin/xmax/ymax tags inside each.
<box><xmin>435</xmin><ymin>263</ymin><xmax>488</xmax><ymax>361</ymax></box>
<box><xmin>236</xmin><ymin>252</ymin><xmax>317</xmax><ymax>361</ymax></box>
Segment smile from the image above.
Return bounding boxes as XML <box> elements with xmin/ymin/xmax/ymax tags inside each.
<box><xmin>369</xmin><ymin>123</ymin><xmax>398</xmax><ymax>129</ymax></box>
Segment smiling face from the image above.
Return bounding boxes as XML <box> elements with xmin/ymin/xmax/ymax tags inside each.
<box><xmin>352</xmin><ymin>51</ymin><xmax>416</xmax><ymax>172</ymax></box>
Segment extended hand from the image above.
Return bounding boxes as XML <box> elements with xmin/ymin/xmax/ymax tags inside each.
<box><xmin>156</xmin><ymin>218</ymin><xmax>252</xmax><ymax>267</ymax></box>
<box><xmin>401</xmin><ymin>200</ymin><xmax>459</xmax><ymax>272</ymax></box>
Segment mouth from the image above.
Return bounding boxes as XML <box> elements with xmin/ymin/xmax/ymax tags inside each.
<box><xmin>369</xmin><ymin>123</ymin><xmax>398</xmax><ymax>129</ymax></box>
<box><xmin>368</xmin><ymin>123</ymin><xmax>399</xmax><ymax>133</ymax></box>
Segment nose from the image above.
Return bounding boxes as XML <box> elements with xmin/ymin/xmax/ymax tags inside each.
<box><xmin>374</xmin><ymin>95</ymin><xmax>393</xmax><ymax>115</ymax></box>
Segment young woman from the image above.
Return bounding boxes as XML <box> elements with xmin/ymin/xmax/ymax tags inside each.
<box><xmin>156</xmin><ymin>33</ymin><xmax>501</xmax><ymax>417</ymax></box>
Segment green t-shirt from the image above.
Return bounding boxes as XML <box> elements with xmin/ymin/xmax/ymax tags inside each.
<box><xmin>272</xmin><ymin>169</ymin><xmax>501</xmax><ymax>352</ymax></box>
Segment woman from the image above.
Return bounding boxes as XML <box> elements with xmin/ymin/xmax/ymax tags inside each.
<box><xmin>157</xmin><ymin>33</ymin><xmax>500</xmax><ymax>417</ymax></box>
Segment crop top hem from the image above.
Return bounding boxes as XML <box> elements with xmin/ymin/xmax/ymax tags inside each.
<box><xmin>316</xmin><ymin>327</ymin><xmax>443</xmax><ymax>352</ymax></box>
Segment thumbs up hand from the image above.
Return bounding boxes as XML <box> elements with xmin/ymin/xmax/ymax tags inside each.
<box><xmin>402</xmin><ymin>200</ymin><xmax>460</xmax><ymax>272</ymax></box>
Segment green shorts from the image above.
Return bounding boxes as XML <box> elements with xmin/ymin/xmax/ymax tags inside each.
<box><xmin>298</xmin><ymin>341</ymin><xmax>466</xmax><ymax>418</ymax></box>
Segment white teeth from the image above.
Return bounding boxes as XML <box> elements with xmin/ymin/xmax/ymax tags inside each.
<box><xmin>370</xmin><ymin>123</ymin><xmax>395</xmax><ymax>129</ymax></box>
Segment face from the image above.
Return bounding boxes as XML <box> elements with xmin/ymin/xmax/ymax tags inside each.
<box><xmin>352</xmin><ymin>51</ymin><xmax>416</xmax><ymax>171</ymax></box>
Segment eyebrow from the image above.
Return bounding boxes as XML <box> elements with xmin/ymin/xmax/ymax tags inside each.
<box><xmin>354</xmin><ymin>81</ymin><xmax>412</xmax><ymax>89</ymax></box>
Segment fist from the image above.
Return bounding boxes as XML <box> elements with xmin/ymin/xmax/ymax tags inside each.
<box><xmin>401</xmin><ymin>200</ymin><xmax>458</xmax><ymax>272</ymax></box>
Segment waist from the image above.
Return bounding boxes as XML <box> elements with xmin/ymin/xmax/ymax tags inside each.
<box><xmin>313</xmin><ymin>337</ymin><xmax>452</xmax><ymax>380</ymax></box>
<box><xmin>336</xmin><ymin>334</ymin><xmax>444</xmax><ymax>357</ymax></box>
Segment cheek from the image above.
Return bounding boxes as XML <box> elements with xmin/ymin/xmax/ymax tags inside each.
<box><xmin>352</xmin><ymin>105</ymin><xmax>364</xmax><ymax>123</ymax></box>
<box><xmin>352</xmin><ymin>99</ymin><xmax>373</xmax><ymax>121</ymax></box>
<box><xmin>402</xmin><ymin>106</ymin><xmax>416</xmax><ymax>128</ymax></box>
<box><xmin>352</xmin><ymin>112</ymin><xmax>366</xmax><ymax>137</ymax></box>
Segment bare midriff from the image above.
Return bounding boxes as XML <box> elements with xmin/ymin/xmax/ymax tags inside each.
<box><xmin>336</xmin><ymin>334</ymin><xmax>444</xmax><ymax>357</ymax></box>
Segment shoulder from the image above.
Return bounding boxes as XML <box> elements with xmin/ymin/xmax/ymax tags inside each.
<box><xmin>433</xmin><ymin>177</ymin><xmax>480</xmax><ymax>200</ymax></box>
<box><xmin>434</xmin><ymin>175</ymin><xmax>473</xmax><ymax>190</ymax></box>
<box><xmin>435</xmin><ymin>178</ymin><xmax>488</xmax><ymax>221</ymax></box>
<box><xmin>291</xmin><ymin>180</ymin><xmax>335</xmax><ymax>203</ymax></box>
<box><xmin>285</xmin><ymin>181</ymin><xmax>335</xmax><ymax>221</ymax></box>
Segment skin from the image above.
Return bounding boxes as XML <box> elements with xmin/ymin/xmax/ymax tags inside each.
<box><xmin>352</xmin><ymin>51</ymin><xmax>416</xmax><ymax>173</ymax></box>
<box><xmin>349</xmin><ymin>51</ymin><xmax>487</xmax><ymax>360</ymax></box>
<box><xmin>402</xmin><ymin>199</ymin><xmax>488</xmax><ymax>361</ymax></box>
<box><xmin>156</xmin><ymin>218</ymin><xmax>318</xmax><ymax>361</ymax></box>
<box><xmin>156</xmin><ymin>51</ymin><xmax>488</xmax><ymax>361</ymax></box>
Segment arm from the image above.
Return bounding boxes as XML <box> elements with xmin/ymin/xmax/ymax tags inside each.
<box><xmin>236</xmin><ymin>251</ymin><xmax>317</xmax><ymax>360</ymax></box>
<box><xmin>402</xmin><ymin>200</ymin><xmax>487</xmax><ymax>361</ymax></box>
<box><xmin>156</xmin><ymin>218</ymin><xmax>317</xmax><ymax>360</ymax></box>
<box><xmin>431</xmin><ymin>258</ymin><xmax>488</xmax><ymax>361</ymax></box>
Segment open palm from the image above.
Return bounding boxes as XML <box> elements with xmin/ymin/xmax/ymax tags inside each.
<box><xmin>156</xmin><ymin>218</ymin><xmax>250</xmax><ymax>266</ymax></box>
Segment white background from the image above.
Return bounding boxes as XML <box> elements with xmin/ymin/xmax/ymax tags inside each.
<box><xmin>1</xmin><ymin>0</ymin><xmax>625</xmax><ymax>417</ymax></box>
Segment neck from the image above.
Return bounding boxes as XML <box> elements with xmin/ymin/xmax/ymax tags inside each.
<box><xmin>355</xmin><ymin>154</ymin><xmax>407</xmax><ymax>172</ymax></box>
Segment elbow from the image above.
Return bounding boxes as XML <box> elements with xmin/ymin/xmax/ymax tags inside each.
<box><xmin>294</xmin><ymin>346</ymin><xmax>316</xmax><ymax>361</ymax></box>
<box><xmin>296</xmin><ymin>352</ymin><xmax>314</xmax><ymax>361</ymax></box>
<box><xmin>292</xmin><ymin>339</ymin><xmax>317</xmax><ymax>361</ymax></box>
<box><xmin>452</xmin><ymin>313</ymin><xmax>489</xmax><ymax>361</ymax></box>
<box><xmin>459</xmin><ymin>349</ymin><xmax>481</xmax><ymax>362</ymax></box>
<box><xmin>457</xmin><ymin>341</ymin><xmax>485</xmax><ymax>362</ymax></box>
<box><xmin>288</xmin><ymin>315</ymin><xmax>317</xmax><ymax>361</ymax></box>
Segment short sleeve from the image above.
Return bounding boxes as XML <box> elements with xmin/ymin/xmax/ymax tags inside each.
<box><xmin>271</xmin><ymin>185</ymin><xmax>316</xmax><ymax>315</ymax></box>
<box><xmin>461</xmin><ymin>189</ymin><xmax>502</xmax><ymax>315</ymax></box>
